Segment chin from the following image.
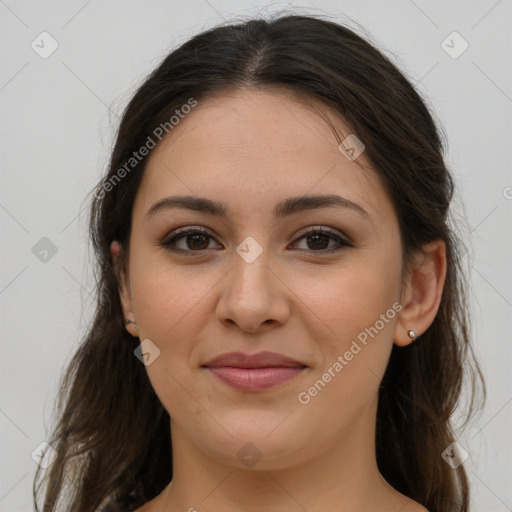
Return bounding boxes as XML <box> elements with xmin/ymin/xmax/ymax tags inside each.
<box><xmin>192</xmin><ymin>417</ymin><xmax>315</xmax><ymax>471</ymax></box>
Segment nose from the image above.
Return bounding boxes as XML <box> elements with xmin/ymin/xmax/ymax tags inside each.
<box><xmin>216</xmin><ymin>249</ymin><xmax>291</xmax><ymax>334</ymax></box>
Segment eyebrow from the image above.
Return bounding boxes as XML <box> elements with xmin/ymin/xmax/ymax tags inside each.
<box><xmin>145</xmin><ymin>194</ymin><xmax>370</xmax><ymax>221</ymax></box>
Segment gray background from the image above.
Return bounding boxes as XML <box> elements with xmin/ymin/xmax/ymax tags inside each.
<box><xmin>1</xmin><ymin>1</ymin><xmax>511</xmax><ymax>510</ymax></box>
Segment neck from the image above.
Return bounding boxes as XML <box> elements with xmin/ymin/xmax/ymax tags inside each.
<box><xmin>149</xmin><ymin>398</ymin><xmax>412</xmax><ymax>512</ymax></box>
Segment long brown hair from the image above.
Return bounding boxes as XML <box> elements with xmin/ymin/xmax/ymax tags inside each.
<box><xmin>34</xmin><ymin>13</ymin><xmax>485</xmax><ymax>512</ymax></box>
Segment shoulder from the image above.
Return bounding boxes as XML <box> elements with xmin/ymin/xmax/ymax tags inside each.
<box><xmin>391</xmin><ymin>491</ymin><xmax>429</xmax><ymax>512</ymax></box>
<box><xmin>404</xmin><ymin>502</ymin><xmax>429</xmax><ymax>512</ymax></box>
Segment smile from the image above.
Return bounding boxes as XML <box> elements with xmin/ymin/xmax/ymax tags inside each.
<box><xmin>202</xmin><ymin>351</ymin><xmax>308</xmax><ymax>392</ymax></box>
<box><xmin>206</xmin><ymin>366</ymin><xmax>307</xmax><ymax>392</ymax></box>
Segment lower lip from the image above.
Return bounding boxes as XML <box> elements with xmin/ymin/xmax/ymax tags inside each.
<box><xmin>207</xmin><ymin>366</ymin><xmax>306</xmax><ymax>392</ymax></box>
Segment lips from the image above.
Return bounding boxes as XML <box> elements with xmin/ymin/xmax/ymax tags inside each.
<box><xmin>202</xmin><ymin>351</ymin><xmax>308</xmax><ymax>392</ymax></box>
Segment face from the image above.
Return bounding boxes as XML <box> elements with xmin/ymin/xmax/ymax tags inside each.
<box><xmin>114</xmin><ymin>88</ymin><xmax>408</xmax><ymax>470</ymax></box>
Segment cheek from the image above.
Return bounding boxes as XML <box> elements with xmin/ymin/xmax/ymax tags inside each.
<box><xmin>299</xmin><ymin>258</ymin><xmax>401</xmax><ymax>341</ymax></box>
<box><xmin>127</xmin><ymin>256</ymin><xmax>215</xmax><ymax>418</ymax></box>
<box><xmin>130</xmin><ymin>252</ymin><xmax>214</xmax><ymax>330</ymax></box>
<box><xmin>292</xmin><ymin>268</ymin><xmax>399</xmax><ymax>439</ymax></box>
<box><xmin>294</xmin><ymin>254</ymin><xmax>401</xmax><ymax>397</ymax></box>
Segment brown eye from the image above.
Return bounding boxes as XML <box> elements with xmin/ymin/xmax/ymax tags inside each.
<box><xmin>185</xmin><ymin>233</ymin><xmax>210</xmax><ymax>250</ymax></box>
<box><xmin>305</xmin><ymin>232</ymin><xmax>330</xmax><ymax>250</ymax></box>
<box><xmin>161</xmin><ymin>227</ymin><xmax>221</xmax><ymax>253</ymax></box>
<box><xmin>161</xmin><ymin>225</ymin><xmax>353</xmax><ymax>256</ymax></box>
<box><xmin>291</xmin><ymin>226</ymin><xmax>353</xmax><ymax>253</ymax></box>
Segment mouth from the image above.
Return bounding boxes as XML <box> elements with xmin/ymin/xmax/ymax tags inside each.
<box><xmin>202</xmin><ymin>351</ymin><xmax>308</xmax><ymax>392</ymax></box>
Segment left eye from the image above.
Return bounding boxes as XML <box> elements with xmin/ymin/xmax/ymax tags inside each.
<box><xmin>290</xmin><ymin>227</ymin><xmax>352</xmax><ymax>253</ymax></box>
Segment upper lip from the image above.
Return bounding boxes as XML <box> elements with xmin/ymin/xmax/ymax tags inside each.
<box><xmin>203</xmin><ymin>351</ymin><xmax>307</xmax><ymax>369</ymax></box>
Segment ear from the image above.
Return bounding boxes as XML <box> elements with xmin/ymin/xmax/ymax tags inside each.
<box><xmin>394</xmin><ymin>239</ymin><xmax>447</xmax><ymax>347</ymax></box>
<box><xmin>110</xmin><ymin>240</ymin><xmax>139</xmax><ymax>337</ymax></box>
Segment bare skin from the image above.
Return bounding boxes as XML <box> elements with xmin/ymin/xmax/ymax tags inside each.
<box><xmin>112</xmin><ymin>87</ymin><xmax>443</xmax><ymax>511</ymax></box>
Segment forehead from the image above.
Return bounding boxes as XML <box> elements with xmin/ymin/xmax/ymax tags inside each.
<box><xmin>134</xmin><ymin>87</ymin><xmax>395</xmax><ymax>224</ymax></box>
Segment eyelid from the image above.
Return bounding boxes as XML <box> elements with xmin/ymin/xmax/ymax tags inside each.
<box><xmin>161</xmin><ymin>225</ymin><xmax>221</xmax><ymax>249</ymax></box>
<box><xmin>292</xmin><ymin>225</ymin><xmax>352</xmax><ymax>245</ymax></box>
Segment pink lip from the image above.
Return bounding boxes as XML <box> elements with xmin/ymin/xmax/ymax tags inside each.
<box><xmin>203</xmin><ymin>351</ymin><xmax>308</xmax><ymax>392</ymax></box>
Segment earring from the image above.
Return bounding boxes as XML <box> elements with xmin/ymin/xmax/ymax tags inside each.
<box><xmin>407</xmin><ymin>329</ymin><xmax>417</xmax><ymax>340</ymax></box>
<box><xmin>126</xmin><ymin>320</ymin><xmax>139</xmax><ymax>337</ymax></box>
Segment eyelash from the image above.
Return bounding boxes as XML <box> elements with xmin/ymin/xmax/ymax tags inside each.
<box><xmin>160</xmin><ymin>225</ymin><xmax>354</xmax><ymax>256</ymax></box>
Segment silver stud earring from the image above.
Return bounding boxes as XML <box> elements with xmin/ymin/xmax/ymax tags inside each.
<box><xmin>407</xmin><ymin>329</ymin><xmax>417</xmax><ymax>340</ymax></box>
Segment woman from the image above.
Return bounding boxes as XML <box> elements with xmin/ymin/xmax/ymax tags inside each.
<box><xmin>34</xmin><ymin>13</ymin><xmax>485</xmax><ymax>512</ymax></box>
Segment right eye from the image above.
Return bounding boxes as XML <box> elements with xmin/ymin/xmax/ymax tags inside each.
<box><xmin>160</xmin><ymin>227</ymin><xmax>223</xmax><ymax>254</ymax></box>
